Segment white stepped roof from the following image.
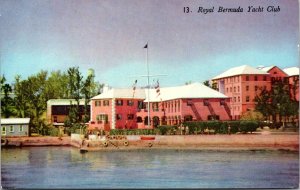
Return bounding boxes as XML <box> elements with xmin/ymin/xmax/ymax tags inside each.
<box><xmin>283</xmin><ymin>67</ymin><xmax>299</xmax><ymax>76</ymax></box>
<box><xmin>258</xmin><ymin>66</ymin><xmax>275</xmax><ymax>72</ymax></box>
<box><xmin>1</xmin><ymin>118</ymin><xmax>30</xmax><ymax>124</ymax></box>
<box><xmin>212</xmin><ymin>65</ymin><xmax>269</xmax><ymax>80</ymax></box>
<box><xmin>91</xmin><ymin>88</ymin><xmax>145</xmax><ymax>100</ymax></box>
<box><xmin>91</xmin><ymin>83</ymin><xmax>228</xmax><ymax>102</ymax></box>
<box><xmin>145</xmin><ymin>82</ymin><xmax>227</xmax><ymax>102</ymax></box>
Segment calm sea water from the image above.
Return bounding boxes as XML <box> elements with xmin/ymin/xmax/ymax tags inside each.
<box><xmin>1</xmin><ymin>147</ymin><xmax>299</xmax><ymax>189</ymax></box>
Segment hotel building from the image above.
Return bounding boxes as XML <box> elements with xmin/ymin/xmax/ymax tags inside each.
<box><xmin>88</xmin><ymin>83</ymin><xmax>232</xmax><ymax>131</ymax></box>
<box><xmin>212</xmin><ymin>65</ymin><xmax>299</xmax><ymax>120</ymax></box>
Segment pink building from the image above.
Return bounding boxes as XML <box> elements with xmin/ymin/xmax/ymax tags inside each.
<box><xmin>212</xmin><ymin>65</ymin><xmax>271</xmax><ymax>119</ymax></box>
<box><xmin>88</xmin><ymin>83</ymin><xmax>231</xmax><ymax>131</ymax></box>
<box><xmin>213</xmin><ymin>65</ymin><xmax>299</xmax><ymax>120</ymax></box>
<box><xmin>283</xmin><ymin>67</ymin><xmax>299</xmax><ymax>102</ymax></box>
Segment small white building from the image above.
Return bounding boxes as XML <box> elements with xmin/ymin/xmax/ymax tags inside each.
<box><xmin>1</xmin><ymin>118</ymin><xmax>30</xmax><ymax>137</ymax></box>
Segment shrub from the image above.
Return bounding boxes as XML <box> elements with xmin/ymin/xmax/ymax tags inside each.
<box><xmin>156</xmin><ymin>125</ymin><xmax>177</xmax><ymax>135</ymax></box>
<box><xmin>226</xmin><ymin>121</ymin><xmax>240</xmax><ymax>134</ymax></box>
<box><xmin>49</xmin><ymin>127</ymin><xmax>59</xmax><ymax>136</ymax></box>
<box><xmin>241</xmin><ymin>121</ymin><xmax>259</xmax><ymax>133</ymax></box>
<box><xmin>109</xmin><ymin>129</ymin><xmax>155</xmax><ymax>136</ymax></box>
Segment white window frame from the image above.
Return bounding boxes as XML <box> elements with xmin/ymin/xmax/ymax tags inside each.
<box><xmin>2</xmin><ymin>126</ymin><xmax>6</xmax><ymax>135</ymax></box>
<box><xmin>19</xmin><ymin>125</ymin><xmax>23</xmax><ymax>132</ymax></box>
<box><xmin>9</xmin><ymin>126</ymin><xmax>14</xmax><ymax>133</ymax></box>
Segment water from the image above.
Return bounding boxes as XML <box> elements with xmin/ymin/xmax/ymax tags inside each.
<box><xmin>1</xmin><ymin>147</ymin><xmax>299</xmax><ymax>189</ymax></box>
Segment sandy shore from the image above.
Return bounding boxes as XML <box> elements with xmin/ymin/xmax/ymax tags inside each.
<box><xmin>3</xmin><ymin>134</ymin><xmax>299</xmax><ymax>151</ymax></box>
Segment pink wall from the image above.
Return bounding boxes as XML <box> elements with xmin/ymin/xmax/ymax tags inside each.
<box><xmin>114</xmin><ymin>99</ymin><xmax>143</xmax><ymax>129</ymax></box>
<box><xmin>215</xmin><ymin>74</ymin><xmax>271</xmax><ymax>119</ymax></box>
<box><xmin>267</xmin><ymin>66</ymin><xmax>288</xmax><ymax>79</ymax></box>
<box><xmin>136</xmin><ymin>98</ymin><xmax>232</xmax><ymax>128</ymax></box>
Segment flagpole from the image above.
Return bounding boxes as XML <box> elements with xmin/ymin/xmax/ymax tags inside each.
<box><xmin>146</xmin><ymin>43</ymin><xmax>150</xmax><ymax>128</ymax></box>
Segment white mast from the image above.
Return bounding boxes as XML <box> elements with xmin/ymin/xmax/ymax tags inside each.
<box><xmin>146</xmin><ymin>43</ymin><xmax>151</xmax><ymax>128</ymax></box>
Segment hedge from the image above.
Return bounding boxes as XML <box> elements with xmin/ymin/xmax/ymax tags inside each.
<box><xmin>109</xmin><ymin>129</ymin><xmax>156</xmax><ymax>136</ymax></box>
<box><xmin>183</xmin><ymin>120</ymin><xmax>259</xmax><ymax>134</ymax></box>
<box><xmin>108</xmin><ymin>121</ymin><xmax>259</xmax><ymax>135</ymax></box>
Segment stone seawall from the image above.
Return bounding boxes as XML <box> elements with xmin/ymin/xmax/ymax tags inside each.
<box><xmin>2</xmin><ymin>134</ymin><xmax>299</xmax><ymax>151</ymax></box>
<box><xmin>79</xmin><ymin>134</ymin><xmax>299</xmax><ymax>151</ymax></box>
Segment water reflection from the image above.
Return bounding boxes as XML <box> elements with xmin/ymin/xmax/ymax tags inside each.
<box><xmin>1</xmin><ymin>147</ymin><xmax>299</xmax><ymax>189</ymax></box>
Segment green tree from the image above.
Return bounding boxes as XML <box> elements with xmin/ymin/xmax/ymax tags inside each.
<box><xmin>255</xmin><ymin>80</ymin><xmax>298</xmax><ymax>127</ymax></box>
<box><xmin>67</xmin><ymin>67</ymin><xmax>83</xmax><ymax>123</ymax></box>
<box><xmin>81</xmin><ymin>75</ymin><xmax>93</xmax><ymax>123</ymax></box>
<box><xmin>14</xmin><ymin>75</ymin><xmax>30</xmax><ymax>118</ymax></box>
<box><xmin>23</xmin><ymin>71</ymin><xmax>49</xmax><ymax>133</ymax></box>
<box><xmin>240</xmin><ymin>110</ymin><xmax>264</xmax><ymax>121</ymax></box>
<box><xmin>45</xmin><ymin>71</ymin><xmax>69</xmax><ymax>99</ymax></box>
<box><xmin>0</xmin><ymin>76</ymin><xmax>15</xmax><ymax>118</ymax></box>
<box><xmin>203</xmin><ymin>80</ymin><xmax>210</xmax><ymax>87</ymax></box>
<box><xmin>254</xmin><ymin>87</ymin><xmax>271</xmax><ymax>121</ymax></box>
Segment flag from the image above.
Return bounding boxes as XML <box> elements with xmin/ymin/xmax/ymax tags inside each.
<box><xmin>132</xmin><ymin>80</ymin><xmax>138</xmax><ymax>97</ymax></box>
<box><xmin>144</xmin><ymin>44</ymin><xmax>148</xmax><ymax>48</ymax></box>
<box><xmin>155</xmin><ymin>80</ymin><xmax>160</xmax><ymax>97</ymax></box>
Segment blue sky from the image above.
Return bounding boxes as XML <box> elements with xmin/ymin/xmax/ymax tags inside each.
<box><xmin>0</xmin><ymin>0</ymin><xmax>298</xmax><ymax>88</ymax></box>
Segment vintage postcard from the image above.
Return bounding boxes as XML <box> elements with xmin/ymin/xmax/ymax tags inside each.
<box><xmin>1</xmin><ymin>0</ymin><xmax>299</xmax><ymax>189</ymax></box>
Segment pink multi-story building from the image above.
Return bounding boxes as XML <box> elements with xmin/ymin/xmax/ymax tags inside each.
<box><xmin>212</xmin><ymin>65</ymin><xmax>272</xmax><ymax>120</ymax></box>
<box><xmin>213</xmin><ymin>65</ymin><xmax>299</xmax><ymax>120</ymax></box>
<box><xmin>283</xmin><ymin>67</ymin><xmax>299</xmax><ymax>102</ymax></box>
<box><xmin>88</xmin><ymin>83</ymin><xmax>231</xmax><ymax>131</ymax></box>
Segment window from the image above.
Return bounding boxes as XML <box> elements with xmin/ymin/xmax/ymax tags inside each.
<box><xmin>116</xmin><ymin>114</ymin><xmax>122</xmax><ymax>120</ymax></box>
<box><xmin>274</xmin><ymin>72</ymin><xmax>277</xmax><ymax>74</ymax></box>
<box><xmin>96</xmin><ymin>114</ymin><xmax>108</xmax><ymax>123</ymax></box>
<box><xmin>238</xmin><ymin>96</ymin><xmax>240</xmax><ymax>102</ymax></box>
<box><xmin>178</xmin><ymin>101</ymin><xmax>180</xmax><ymax>112</ymax></box>
<box><xmin>19</xmin><ymin>125</ymin><xmax>23</xmax><ymax>132</ymax></box>
<box><xmin>263</xmin><ymin>76</ymin><xmax>267</xmax><ymax>81</ymax></box>
<box><xmin>237</xmin><ymin>86</ymin><xmax>240</xmax><ymax>92</ymax></box>
<box><xmin>9</xmin><ymin>126</ymin><xmax>14</xmax><ymax>133</ymax></box>
<box><xmin>234</xmin><ymin>97</ymin><xmax>236</xmax><ymax>102</ymax></box>
<box><xmin>152</xmin><ymin>102</ymin><xmax>159</xmax><ymax>111</ymax></box>
<box><xmin>230</xmin><ymin>87</ymin><xmax>232</xmax><ymax>92</ymax></box>
<box><xmin>234</xmin><ymin>87</ymin><xmax>236</xmax><ymax>92</ymax></box>
<box><xmin>208</xmin><ymin>115</ymin><xmax>220</xmax><ymax>120</ymax></box>
<box><xmin>220</xmin><ymin>99</ymin><xmax>225</xmax><ymax>105</ymax></box>
<box><xmin>103</xmin><ymin>100</ymin><xmax>109</xmax><ymax>106</ymax></box>
<box><xmin>95</xmin><ymin>101</ymin><xmax>101</xmax><ymax>107</ymax></box>
<box><xmin>137</xmin><ymin>101</ymin><xmax>143</xmax><ymax>109</ymax></box>
<box><xmin>127</xmin><ymin>114</ymin><xmax>134</xmax><ymax>120</ymax></box>
<box><xmin>127</xmin><ymin>100</ymin><xmax>134</xmax><ymax>106</ymax></box>
<box><xmin>2</xmin><ymin>127</ymin><xmax>6</xmax><ymax>135</ymax></box>
<box><xmin>116</xmin><ymin>100</ymin><xmax>123</xmax><ymax>106</ymax></box>
<box><xmin>246</xmin><ymin>76</ymin><xmax>249</xmax><ymax>81</ymax></box>
<box><xmin>246</xmin><ymin>96</ymin><xmax>250</xmax><ymax>102</ymax></box>
<box><xmin>204</xmin><ymin>99</ymin><xmax>209</xmax><ymax>106</ymax></box>
<box><xmin>254</xmin><ymin>76</ymin><xmax>258</xmax><ymax>81</ymax></box>
<box><xmin>226</xmin><ymin>88</ymin><xmax>228</xmax><ymax>92</ymax></box>
<box><xmin>246</xmin><ymin>86</ymin><xmax>249</xmax><ymax>91</ymax></box>
<box><xmin>53</xmin><ymin>116</ymin><xmax>58</xmax><ymax>122</ymax></box>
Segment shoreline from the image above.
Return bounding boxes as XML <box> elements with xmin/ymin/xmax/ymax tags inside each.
<box><xmin>2</xmin><ymin>134</ymin><xmax>298</xmax><ymax>152</ymax></box>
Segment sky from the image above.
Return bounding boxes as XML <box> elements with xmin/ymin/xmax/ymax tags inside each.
<box><xmin>0</xmin><ymin>0</ymin><xmax>299</xmax><ymax>88</ymax></box>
